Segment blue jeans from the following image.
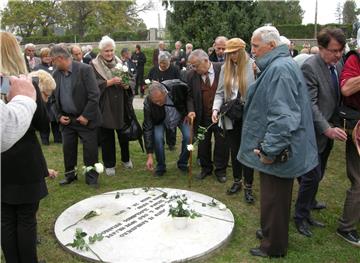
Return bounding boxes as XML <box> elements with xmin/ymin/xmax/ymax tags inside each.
<box><xmin>153</xmin><ymin>121</ymin><xmax>190</xmax><ymax>173</ymax></box>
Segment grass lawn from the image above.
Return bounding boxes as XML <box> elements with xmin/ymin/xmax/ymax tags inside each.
<box><xmin>19</xmin><ymin>110</ymin><xmax>360</xmax><ymax>262</ymax></box>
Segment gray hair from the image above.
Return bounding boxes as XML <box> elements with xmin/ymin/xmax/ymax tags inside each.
<box><xmin>149</xmin><ymin>82</ymin><xmax>168</xmax><ymax>98</ymax></box>
<box><xmin>280</xmin><ymin>35</ymin><xmax>291</xmax><ymax>47</ymax></box>
<box><xmin>214</xmin><ymin>36</ymin><xmax>228</xmax><ymax>44</ymax></box>
<box><xmin>158</xmin><ymin>51</ymin><xmax>171</xmax><ymax>62</ymax></box>
<box><xmin>253</xmin><ymin>26</ymin><xmax>281</xmax><ymax>46</ymax></box>
<box><xmin>99</xmin><ymin>35</ymin><xmax>115</xmax><ymax>50</ymax></box>
<box><xmin>25</xmin><ymin>43</ymin><xmax>36</xmax><ymax>49</ymax></box>
<box><xmin>186</xmin><ymin>43</ymin><xmax>193</xmax><ymax>49</ymax></box>
<box><xmin>188</xmin><ymin>49</ymin><xmax>209</xmax><ymax>62</ymax></box>
<box><xmin>50</xmin><ymin>44</ymin><xmax>71</xmax><ymax>58</ymax></box>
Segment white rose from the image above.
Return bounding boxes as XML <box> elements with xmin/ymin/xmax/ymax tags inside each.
<box><xmin>144</xmin><ymin>79</ymin><xmax>151</xmax><ymax>85</ymax></box>
<box><xmin>115</xmin><ymin>63</ymin><xmax>122</xmax><ymax>70</ymax></box>
<box><xmin>218</xmin><ymin>204</ymin><xmax>227</xmax><ymax>211</ymax></box>
<box><xmin>94</xmin><ymin>209</ymin><xmax>102</xmax><ymax>216</ymax></box>
<box><xmin>133</xmin><ymin>189</ymin><xmax>140</xmax><ymax>195</ymax></box>
<box><xmin>122</xmin><ymin>65</ymin><xmax>129</xmax><ymax>73</ymax></box>
<box><xmin>182</xmin><ymin>204</ymin><xmax>189</xmax><ymax>211</ymax></box>
<box><xmin>169</xmin><ymin>191</ymin><xmax>178</xmax><ymax>198</ymax></box>
<box><xmin>187</xmin><ymin>144</ymin><xmax>194</xmax><ymax>151</ymax></box>
<box><xmin>48</xmin><ymin>66</ymin><xmax>53</xmax><ymax>71</ymax></box>
<box><xmin>187</xmin><ymin>198</ymin><xmax>194</xmax><ymax>205</ymax></box>
<box><xmin>182</xmin><ymin>67</ymin><xmax>186</xmax><ymax>71</ymax></box>
<box><xmin>94</xmin><ymin>163</ymin><xmax>104</xmax><ymax>174</ymax></box>
<box><xmin>86</xmin><ymin>166</ymin><xmax>93</xmax><ymax>172</ymax></box>
<box><xmin>131</xmin><ymin>68</ymin><xmax>134</xmax><ymax>72</ymax></box>
<box><xmin>170</xmin><ymin>201</ymin><xmax>178</xmax><ymax>208</ymax></box>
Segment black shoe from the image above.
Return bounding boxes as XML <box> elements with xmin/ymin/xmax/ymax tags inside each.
<box><xmin>256</xmin><ymin>229</ymin><xmax>264</xmax><ymax>240</ymax></box>
<box><xmin>250</xmin><ymin>247</ymin><xmax>284</xmax><ymax>258</ymax></box>
<box><xmin>216</xmin><ymin>176</ymin><xmax>227</xmax><ymax>183</ymax></box>
<box><xmin>295</xmin><ymin>220</ymin><xmax>312</xmax><ymax>237</ymax></box>
<box><xmin>196</xmin><ymin>171</ymin><xmax>211</xmax><ymax>180</ymax></box>
<box><xmin>311</xmin><ymin>201</ymin><xmax>326</xmax><ymax>210</ymax></box>
<box><xmin>168</xmin><ymin>145</ymin><xmax>176</xmax><ymax>151</ymax></box>
<box><xmin>244</xmin><ymin>187</ymin><xmax>255</xmax><ymax>204</ymax></box>
<box><xmin>59</xmin><ymin>175</ymin><xmax>77</xmax><ymax>186</ymax></box>
<box><xmin>227</xmin><ymin>181</ymin><xmax>242</xmax><ymax>195</ymax></box>
<box><xmin>307</xmin><ymin>217</ymin><xmax>325</xmax><ymax>227</ymax></box>
<box><xmin>336</xmin><ymin>229</ymin><xmax>360</xmax><ymax>247</ymax></box>
<box><xmin>155</xmin><ymin>170</ymin><xmax>166</xmax><ymax>177</ymax></box>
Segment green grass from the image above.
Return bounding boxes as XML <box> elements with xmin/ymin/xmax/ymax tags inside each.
<box><xmin>14</xmin><ymin>110</ymin><xmax>360</xmax><ymax>262</ymax></box>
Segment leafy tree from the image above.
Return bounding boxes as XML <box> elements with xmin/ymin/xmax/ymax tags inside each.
<box><xmin>343</xmin><ymin>0</ymin><xmax>358</xmax><ymax>24</ymax></box>
<box><xmin>163</xmin><ymin>0</ymin><xmax>304</xmax><ymax>50</ymax></box>
<box><xmin>257</xmin><ymin>0</ymin><xmax>304</xmax><ymax>25</ymax></box>
<box><xmin>335</xmin><ymin>1</ymin><xmax>343</xmax><ymax>24</ymax></box>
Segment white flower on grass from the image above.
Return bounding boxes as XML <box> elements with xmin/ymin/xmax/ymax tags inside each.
<box><xmin>94</xmin><ymin>209</ymin><xmax>102</xmax><ymax>216</ymax></box>
<box><xmin>144</xmin><ymin>79</ymin><xmax>151</xmax><ymax>85</ymax></box>
<box><xmin>122</xmin><ymin>65</ymin><xmax>129</xmax><ymax>73</ymax></box>
<box><xmin>133</xmin><ymin>189</ymin><xmax>140</xmax><ymax>195</ymax></box>
<box><xmin>115</xmin><ymin>63</ymin><xmax>123</xmax><ymax>70</ymax></box>
<box><xmin>182</xmin><ymin>204</ymin><xmax>189</xmax><ymax>211</ymax></box>
<box><xmin>187</xmin><ymin>144</ymin><xmax>194</xmax><ymax>151</ymax></box>
<box><xmin>218</xmin><ymin>204</ymin><xmax>227</xmax><ymax>211</ymax></box>
<box><xmin>94</xmin><ymin>163</ymin><xmax>104</xmax><ymax>174</ymax></box>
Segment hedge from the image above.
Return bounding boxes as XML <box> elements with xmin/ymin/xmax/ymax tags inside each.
<box><xmin>277</xmin><ymin>24</ymin><xmax>353</xmax><ymax>39</ymax></box>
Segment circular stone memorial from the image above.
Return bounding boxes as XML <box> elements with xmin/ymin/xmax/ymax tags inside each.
<box><xmin>54</xmin><ymin>188</ymin><xmax>235</xmax><ymax>262</ymax></box>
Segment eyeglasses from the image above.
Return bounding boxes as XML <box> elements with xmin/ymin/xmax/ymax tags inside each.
<box><xmin>324</xmin><ymin>47</ymin><xmax>344</xmax><ymax>55</ymax></box>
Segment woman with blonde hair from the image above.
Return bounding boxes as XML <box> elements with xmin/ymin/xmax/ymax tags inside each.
<box><xmin>212</xmin><ymin>38</ymin><xmax>255</xmax><ymax>203</ymax></box>
<box><xmin>1</xmin><ymin>31</ymin><xmax>55</xmax><ymax>263</ymax></box>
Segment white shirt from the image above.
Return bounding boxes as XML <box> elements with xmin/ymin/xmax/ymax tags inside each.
<box><xmin>201</xmin><ymin>63</ymin><xmax>215</xmax><ymax>86</ymax></box>
<box><xmin>0</xmin><ymin>95</ymin><xmax>37</xmax><ymax>152</ymax></box>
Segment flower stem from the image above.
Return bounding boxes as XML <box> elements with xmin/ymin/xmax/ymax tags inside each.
<box><xmin>62</xmin><ymin>218</ymin><xmax>83</xmax><ymax>232</ymax></box>
<box><xmin>87</xmin><ymin>245</ymin><xmax>104</xmax><ymax>262</ymax></box>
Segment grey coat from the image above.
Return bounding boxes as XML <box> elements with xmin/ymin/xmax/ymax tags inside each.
<box><xmin>301</xmin><ymin>54</ymin><xmax>341</xmax><ymax>153</ymax></box>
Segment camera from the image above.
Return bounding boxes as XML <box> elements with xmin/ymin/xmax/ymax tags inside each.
<box><xmin>1</xmin><ymin>76</ymin><xmax>10</xmax><ymax>95</ymax></box>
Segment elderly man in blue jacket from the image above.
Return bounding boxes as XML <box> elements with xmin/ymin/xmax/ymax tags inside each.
<box><xmin>238</xmin><ymin>26</ymin><xmax>318</xmax><ymax>258</ymax></box>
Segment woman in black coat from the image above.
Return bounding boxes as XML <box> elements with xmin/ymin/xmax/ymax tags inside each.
<box><xmin>1</xmin><ymin>31</ymin><xmax>54</xmax><ymax>263</ymax></box>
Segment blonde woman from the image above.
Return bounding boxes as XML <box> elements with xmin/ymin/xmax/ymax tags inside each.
<box><xmin>212</xmin><ymin>38</ymin><xmax>255</xmax><ymax>203</ymax></box>
<box><xmin>1</xmin><ymin>31</ymin><xmax>54</xmax><ymax>263</ymax></box>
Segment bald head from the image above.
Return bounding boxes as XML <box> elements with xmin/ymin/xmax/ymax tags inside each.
<box><xmin>214</xmin><ymin>36</ymin><xmax>228</xmax><ymax>58</ymax></box>
<box><xmin>71</xmin><ymin>45</ymin><xmax>83</xmax><ymax>62</ymax></box>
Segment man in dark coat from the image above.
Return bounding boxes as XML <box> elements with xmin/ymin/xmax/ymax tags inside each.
<box><xmin>209</xmin><ymin>36</ymin><xmax>227</xmax><ymax>62</ymax></box>
<box><xmin>50</xmin><ymin>45</ymin><xmax>101</xmax><ymax>187</ymax></box>
<box><xmin>132</xmin><ymin>44</ymin><xmax>147</xmax><ymax>96</ymax></box>
<box><xmin>186</xmin><ymin>49</ymin><xmax>229</xmax><ymax>183</ymax></box>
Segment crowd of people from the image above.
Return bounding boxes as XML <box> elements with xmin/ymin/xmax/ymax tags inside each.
<box><xmin>1</xmin><ymin>24</ymin><xmax>359</xmax><ymax>262</ymax></box>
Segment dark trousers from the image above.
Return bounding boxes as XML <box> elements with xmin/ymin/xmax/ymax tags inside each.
<box><xmin>260</xmin><ymin>172</ymin><xmax>294</xmax><ymax>256</ymax></box>
<box><xmin>62</xmin><ymin>122</ymin><xmax>99</xmax><ymax>184</ymax></box>
<box><xmin>294</xmin><ymin>140</ymin><xmax>333</xmax><ymax>222</ymax></box>
<box><xmin>225</xmin><ymin>122</ymin><xmax>254</xmax><ymax>184</ymax></box>
<box><xmin>166</xmin><ymin>127</ymin><xmax>177</xmax><ymax>147</ymax></box>
<box><xmin>100</xmin><ymin>127</ymin><xmax>130</xmax><ymax>168</ymax></box>
<box><xmin>198</xmin><ymin>119</ymin><xmax>229</xmax><ymax>176</ymax></box>
<box><xmin>338</xmin><ymin>134</ymin><xmax>360</xmax><ymax>232</ymax></box>
<box><xmin>1</xmin><ymin>202</ymin><xmax>39</xmax><ymax>263</ymax></box>
<box><xmin>40</xmin><ymin>121</ymin><xmax>62</xmax><ymax>143</ymax></box>
<box><xmin>135</xmin><ymin>68</ymin><xmax>144</xmax><ymax>95</ymax></box>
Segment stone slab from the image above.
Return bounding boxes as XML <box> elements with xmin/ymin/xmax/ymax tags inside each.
<box><xmin>54</xmin><ymin>188</ymin><xmax>235</xmax><ymax>263</ymax></box>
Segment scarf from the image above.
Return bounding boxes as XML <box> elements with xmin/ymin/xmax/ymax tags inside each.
<box><xmin>92</xmin><ymin>54</ymin><xmax>122</xmax><ymax>80</ymax></box>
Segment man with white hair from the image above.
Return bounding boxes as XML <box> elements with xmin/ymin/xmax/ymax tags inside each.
<box><xmin>209</xmin><ymin>36</ymin><xmax>228</xmax><ymax>62</ymax></box>
<box><xmin>152</xmin><ymin>40</ymin><xmax>166</xmax><ymax>66</ymax></box>
<box><xmin>83</xmin><ymin>44</ymin><xmax>97</xmax><ymax>64</ymax></box>
<box><xmin>238</xmin><ymin>26</ymin><xmax>318</xmax><ymax>257</ymax></box>
<box><xmin>24</xmin><ymin>43</ymin><xmax>41</xmax><ymax>72</ymax></box>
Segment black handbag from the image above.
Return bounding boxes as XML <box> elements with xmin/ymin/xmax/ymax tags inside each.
<box><xmin>219</xmin><ymin>92</ymin><xmax>244</xmax><ymax>122</ymax></box>
<box><xmin>336</xmin><ymin>105</ymin><xmax>360</xmax><ymax>130</ymax></box>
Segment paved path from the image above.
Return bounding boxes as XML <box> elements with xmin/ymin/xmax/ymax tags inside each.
<box><xmin>133</xmin><ymin>97</ymin><xmax>144</xmax><ymax>110</ymax></box>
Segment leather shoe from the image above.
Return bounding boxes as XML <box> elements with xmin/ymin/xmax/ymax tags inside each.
<box><xmin>227</xmin><ymin>181</ymin><xmax>242</xmax><ymax>195</ymax></box>
<box><xmin>307</xmin><ymin>217</ymin><xmax>325</xmax><ymax>227</ymax></box>
<box><xmin>256</xmin><ymin>229</ymin><xmax>264</xmax><ymax>240</ymax></box>
<box><xmin>216</xmin><ymin>175</ymin><xmax>227</xmax><ymax>183</ymax></box>
<box><xmin>250</xmin><ymin>248</ymin><xmax>268</xmax><ymax>258</ymax></box>
<box><xmin>59</xmin><ymin>175</ymin><xmax>77</xmax><ymax>186</ymax></box>
<box><xmin>295</xmin><ymin>220</ymin><xmax>312</xmax><ymax>237</ymax></box>
<box><xmin>196</xmin><ymin>171</ymin><xmax>211</xmax><ymax>180</ymax></box>
<box><xmin>311</xmin><ymin>201</ymin><xmax>327</xmax><ymax>210</ymax></box>
<box><xmin>244</xmin><ymin>187</ymin><xmax>255</xmax><ymax>204</ymax></box>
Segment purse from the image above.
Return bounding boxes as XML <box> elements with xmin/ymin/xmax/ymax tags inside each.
<box><xmin>336</xmin><ymin>105</ymin><xmax>360</xmax><ymax>130</ymax></box>
<box><xmin>219</xmin><ymin>92</ymin><xmax>244</xmax><ymax>122</ymax></box>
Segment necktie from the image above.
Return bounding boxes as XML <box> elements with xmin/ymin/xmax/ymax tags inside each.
<box><xmin>329</xmin><ymin>65</ymin><xmax>339</xmax><ymax>100</ymax></box>
<box><xmin>204</xmin><ymin>72</ymin><xmax>210</xmax><ymax>87</ymax></box>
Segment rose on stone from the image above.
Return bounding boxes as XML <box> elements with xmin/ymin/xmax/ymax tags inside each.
<box><xmin>133</xmin><ymin>189</ymin><xmax>140</xmax><ymax>195</ymax></box>
<box><xmin>218</xmin><ymin>204</ymin><xmax>227</xmax><ymax>211</ymax></box>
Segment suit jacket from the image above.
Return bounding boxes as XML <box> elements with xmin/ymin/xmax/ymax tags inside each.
<box><xmin>1</xmin><ymin>81</ymin><xmax>49</xmax><ymax>204</ymax></box>
<box><xmin>52</xmin><ymin>61</ymin><xmax>101</xmax><ymax>129</ymax></box>
<box><xmin>290</xmin><ymin>49</ymin><xmax>299</xmax><ymax>57</ymax></box>
<box><xmin>301</xmin><ymin>54</ymin><xmax>341</xmax><ymax>153</ymax></box>
<box><xmin>186</xmin><ymin>62</ymin><xmax>222</xmax><ymax>129</ymax></box>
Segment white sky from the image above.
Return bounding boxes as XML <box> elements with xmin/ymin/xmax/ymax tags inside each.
<box><xmin>138</xmin><ymin>0</ymin><xmax>360</xmax><ymax>29</ymax></box>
